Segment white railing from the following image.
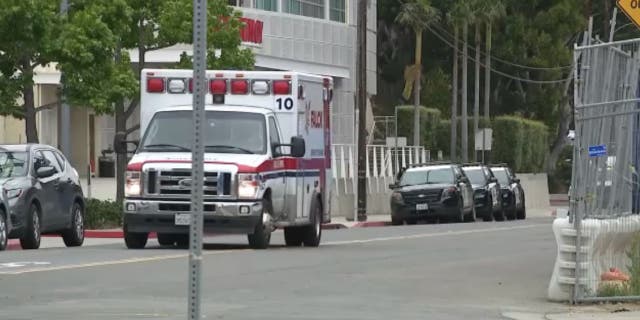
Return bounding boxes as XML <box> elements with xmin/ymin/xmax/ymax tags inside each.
<box><xmin>331</xmin><ymin>144</ymin><xmax>430</xmax><ymax>194</ymax></box>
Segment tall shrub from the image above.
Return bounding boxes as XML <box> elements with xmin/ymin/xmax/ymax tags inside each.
<box><xmin>396</xmin><ymin>105</ymin><xmax>441</xmax><ymax>149</ymax></box>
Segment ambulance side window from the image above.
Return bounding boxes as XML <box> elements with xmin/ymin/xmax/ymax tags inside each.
<box><xmin>268</xmin><ymin>116</ymin><xmax>281</xmax><ymax>147</ymax></box>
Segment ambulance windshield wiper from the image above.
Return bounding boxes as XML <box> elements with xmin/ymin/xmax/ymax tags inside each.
<box><xmin>143</xmin><ymin>144</ymin><xmax>191</xmax><ymax>152</ymax></box>
<box><xmin>205</xmin><ymin>145</ymin><xmax>255</xmax><ymax>154</ymax></box>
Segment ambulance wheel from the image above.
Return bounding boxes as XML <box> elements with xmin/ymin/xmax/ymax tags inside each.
<box><xmin>284</xmin><ymin>227</ymin><xmax>303</xmax><ymax>247</ymax></box>
<box><xmin>124</xmin><ymin>223</ymin><xmax>148</xmax><ymax>249</ymax></box>
<box><xmin>248</xmin><ymin>198</ymin><xmax>272</xmax><ymax>250</ymax></box>
<box><xmin>302</xmin><ymin>197</ymin><xmax>322</xmax><ymax>247</ymax></box>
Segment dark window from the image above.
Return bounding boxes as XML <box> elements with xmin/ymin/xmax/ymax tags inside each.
<box><xmin>42</xmin><ymin>151</ymin><xmax>62</xmax><ymax>174</ymax></box>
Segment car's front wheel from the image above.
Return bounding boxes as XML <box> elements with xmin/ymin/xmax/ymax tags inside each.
<box><xmin>0</xmin><ymin>209</ymin><xmax>8</xmax><ymax>251</ymax></box>
<box><xmin>20</xmin><ymin>203</ymin><xmax>41</xmax><ymax>250</ymax></box>
<box><xmin>62</xmin><ymin>202</ymin><xmax>85</xmax><ymax>247</ymax></box>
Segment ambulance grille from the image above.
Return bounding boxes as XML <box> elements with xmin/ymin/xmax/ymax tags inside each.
<box><xmin>145</xmin><ymin>169</ymin><xmax>232</xmax><ymax>196</ymax></box>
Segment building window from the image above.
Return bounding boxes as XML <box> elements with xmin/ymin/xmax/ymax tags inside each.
<box><xmin>329</xmin><ymin>0</ymin><xmax>345</xmax><ymax>22</ymax></box>
<box><xmin>283</xmin><ymin>0</ymin><xmax>324</xmax><ymax>19</ymax></box>
<box><xmin>228</xmin><ymin>0</ymin><xmax>251</xmax><ymax>8</ymax></box>
<box><xmin>255</xmin><ymin>0</ymin><xmax>278</xmax><ymax>11</ymax></box>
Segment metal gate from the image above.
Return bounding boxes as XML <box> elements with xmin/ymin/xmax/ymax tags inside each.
<box><xmin>571</xmin><ymin>38</ymin><xmax>640</xmax><ymax>302</ymax></box>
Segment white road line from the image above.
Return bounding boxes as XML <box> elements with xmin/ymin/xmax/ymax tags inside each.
<box><xmin>1</xmin><ymin>223</ymin><xmax>546</xmax><ymax>275</ymax></box>
<box><xmin>0</xmin><ymin>250</ymin><xmax>248</xmax><ymax>275</ymax></box>
<box><xmin>323</xmin><ymin>224</ymin><xmax>546</xmax><ymax>245</ymax></box>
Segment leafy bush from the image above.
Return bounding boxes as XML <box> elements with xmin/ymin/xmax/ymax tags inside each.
<box><xmin>492</xmin><ymin>116</ymin><xmax>549</xmax><ymax>173</ymax></box>
<box><xmin>395</xmin><ymin>105</ymin><xmax>441</xmax><ymax>149</ymax></box>
<box><xmin>84</xmin><ymin>198</ymin><xmax>121</xmax><ymax>229</ymax></box>
<box><xmin>433</xmin><ymin>118</ymin><xmax>491</xmax><ymax>160</ymax></box>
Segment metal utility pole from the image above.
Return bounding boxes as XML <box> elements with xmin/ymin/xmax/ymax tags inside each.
<box><xmin>451</xmin><ymin>25</ymin><xmax>459</xmax><ymax>162</ymax></box>
<box><xmin>482</xmin><ymin>20</ymin><xmax>493</xmax><ymax>164</ymax></box>
<box><xmin>188</xmin><ymin>0</ymin><xmax>207</xmax><ymax>319</ymax></box>
<box><xmin>473</xmin><ymin>23</ymin><xmax>480</xmax><ymax>162</ymax></box>
<box><xmin>59</xmin><ymin>0</ymin><xmax>71</xmax><ymax>160</ymax></box>
<box><xmin>461</xmin><ymin>21</ymin><xmax>469</xmax><ymax>163</ymax></box>
<box><xmin>356</xmin><ymin>0</ymin><xmax>367</xmax><ymax>222</ymax></box>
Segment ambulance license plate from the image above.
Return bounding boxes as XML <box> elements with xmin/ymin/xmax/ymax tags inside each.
<box><xmin>416</xmin><ymin>203</ymin><xmax>429</xmax><ymax>211</ymax></box>
<box><xmin>175</xmin><ymin>213</ymin><xmax>191</xmax><ymax>226</ymax></box>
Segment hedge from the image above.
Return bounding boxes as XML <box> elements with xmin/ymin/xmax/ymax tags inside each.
<box><xmin>395</xmin><ymin>105</ymin><xmax>441</xmax><ymax>149</ymax></box>
<box><xmin>84</xmin><ymin>198</ymin><xmax>121</xmax><ymax>229</ymax></box>
<box><xmin>430</xmin><ymin>116</ymin><xmax>548</xmax><ymax>172</ymax></box>
<box><xmin>434</xmin><ymin>118</ymin><xmax>491</xmax><ymax>160</ymax></box>
<box><xmin>491</xmin><ymin>116</ymin><xmax>548</xmax><ymax>173</ymax></box>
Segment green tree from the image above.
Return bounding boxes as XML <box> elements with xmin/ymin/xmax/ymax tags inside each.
<box><xmin>395</xmin><ymin>0</ymin><xmax>440</xmax><ymax>147</ymax></box>
<box><xmin>60</xmin><ymin>0</ymin><xmax>255</xmax><ymax>205</ymax></box>
<box><xmin>0</xmin><ymin>0</ymin><xmax>63</xmax><ymax>143</ymax></box>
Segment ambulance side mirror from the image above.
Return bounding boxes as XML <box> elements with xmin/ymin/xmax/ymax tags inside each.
<box><xmin>273</xmin><ymin>137</ymin><xmax>305</xmax><ymax>158</ymax></box>
<box><xmin>290</xmin><ymin>137</ymin><xmax>306</xmax><ymax>158</ymax></box>
<box><xmin>113</xmin><ymin>132</ymin><xmax>139</xmax><ymax>154</ymax></box>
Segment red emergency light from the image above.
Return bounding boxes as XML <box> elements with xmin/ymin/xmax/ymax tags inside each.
<box><xmin>147</xmin><ymin>78</ymin><xmax>165</xmax><ymax>93</ymax></box>
<box><xmin>273</xmin><ymin>80</ymin><xmax>291</xmax><ymax>95</ymax></box>
<box><xmin>230</xmin><ymin>79</ymin><xmax>249</xmax><ymax>94</ymax></box>
<box><xmin>210</xmin><ymin>79</ymin><xmax>227</xmax><ymax>94</ymax></box>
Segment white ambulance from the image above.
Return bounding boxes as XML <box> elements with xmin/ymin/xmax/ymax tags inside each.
<box><xmin>117</xmin><ymin>69</ymin><xmax>333</xmax><ymax>249</ymax></box>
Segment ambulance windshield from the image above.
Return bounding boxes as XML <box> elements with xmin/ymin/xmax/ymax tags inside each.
<box><xmin>140</xmin><ymin>110</ymin><xmax>267</xmax><ymax>154</ymax></box>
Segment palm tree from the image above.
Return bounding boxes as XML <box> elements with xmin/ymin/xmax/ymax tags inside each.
<box><xmin>396</xmin><ymin>0</ymin><xmax>440</xmax><ymax>147</ymax></box>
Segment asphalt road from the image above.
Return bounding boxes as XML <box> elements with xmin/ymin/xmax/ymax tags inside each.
<box><xmin>0</xmin><ymin>217</ymin><xmax>570</xmax><ymax>320</ymax></box>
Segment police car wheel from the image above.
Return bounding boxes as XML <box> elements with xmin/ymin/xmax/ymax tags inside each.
<box><xmin>248</xmin><ymin>199</ymin><xmax>272</xmax><ymax>249</ymax></box>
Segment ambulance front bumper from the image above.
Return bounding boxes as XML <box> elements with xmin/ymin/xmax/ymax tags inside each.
<box><xmin>123</xmin><ymin>198</ymin><xmax>263</xmax><ymax>234</ymax></box>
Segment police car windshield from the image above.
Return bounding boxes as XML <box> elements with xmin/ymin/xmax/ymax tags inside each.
<box><xmin>492</xmin><ymin>169</ymin><xmax>510</xmax><ymax>186</ymax></box>
<box><xmin>399</xmin><ymin>168</ymin><xmax>454</xmax><ymax>186</ymax></box>
<box><xmin>141</xmin><ymin>110</ymin><xmax>267</xmax><ymax>154</ymax></box>
<box><xmin>464</xmin><ymin>168</ymin><xmax>486</xmax><ymax>185</ymax></box>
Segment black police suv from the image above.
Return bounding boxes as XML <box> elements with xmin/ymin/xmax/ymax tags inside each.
<box><xmin>461</xmin><ymin>164</ymin><xmax>504</xmax><ymax>221</ymax></box>
<box><xmin>389</xmin><ymin>163</ymin><xmax>475</xmax><ymax>225</ymax></box>
<box><xmin>489</xmin><ymin>164</ymin><xmax>526</xmax><ymax>220</ymax></box>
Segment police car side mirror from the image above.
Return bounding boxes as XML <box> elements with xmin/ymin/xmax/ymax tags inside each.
<box><xmin>113</xmin><ymin>132</ymin><xmax>139</xmax><ymax>155</ymax></box>
<box><xmin>513</xmin><ymin>177</ymin><xmax>520</xmax><ymax>184</ymax></box>
<box><xmin>290</xmin><ymin>137</ymin><xmax>305</xmax><ymax>158</ymax></box>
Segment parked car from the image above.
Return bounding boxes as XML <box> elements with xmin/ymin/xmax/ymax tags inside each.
<box><xmin>461</xmin><ymin>164</ymin><xmax>504</xmax><ymax>221</ymax></box>
<box><xmin>489</xmin><ymin>164</ymin><xmax>526</xmax><ymax>220</ymax></box>
<box><xmin>389</xmin><ymin>163</ymin><xmax>476</xmax><ymax>225</ymax></box>
<box><xmin>0</xmin><ymin>144</ymin><xmax>85</xmax><ymax>251</ymax></box>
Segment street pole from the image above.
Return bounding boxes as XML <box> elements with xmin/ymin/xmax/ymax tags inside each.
<box><xmin>461</xmin><ymin>21</ymin><xmax>469</xmax><ymax>163</ymax></box>
<box><xmin>451</xmin><ymin>25</ymin><xmax>459</xmax><ymax>162</ymax></box>
<box><xmin>188</xmin><ymin>0</ymin><xmax>206</xmax><ymax>319</ymax></box>
<box><xmin>356</xmin><ymin>0</ymin><xmax>367</xmax><ymax>221</ymax></box>
<box><xmin>394</xmin><ymin>106</ymin><xmax>399</xmax><ymax>173</ymax></box>
<box><xmin>59</xmin><ymin>0</ymin><xmax>71</xmax><ymax>161</ymax></box>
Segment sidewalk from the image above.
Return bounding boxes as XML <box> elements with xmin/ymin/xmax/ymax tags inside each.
<box><xmin>504</xmin><ymin>304</ymin><xmax>640</xmax><ymax>320</ymax></box>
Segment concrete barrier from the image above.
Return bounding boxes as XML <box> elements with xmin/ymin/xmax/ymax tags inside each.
<box><xmin>517</xmin><ymin>173</ymin><xmax>551</xmax><ymax>217</ymax></box>
<box><xmin>547</xmin><ymin>215</ymin><xmax>640</xmax><ymax>302</ymax></box>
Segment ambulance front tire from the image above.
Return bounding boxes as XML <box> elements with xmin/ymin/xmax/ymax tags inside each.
<box><xmin>124</xmin><ymin>223</ymin><xmax>148</xmax><ymax>249</ymax></box>
<box><xmin>248</xmin><ymin>198</ymin><xmax>272</xmax><ymax>249</ymax></box>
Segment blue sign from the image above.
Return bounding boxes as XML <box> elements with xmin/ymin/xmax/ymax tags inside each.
<box><xmin>588</xmin><ymin>144</ymin><xmax>607</xmax><ymax>157</ymax></box>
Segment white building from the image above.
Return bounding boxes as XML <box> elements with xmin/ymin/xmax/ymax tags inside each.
<box><xmin>1</xmin><ymin>1</ymin><xmax>377</xmax><ymax>177</ymax></box>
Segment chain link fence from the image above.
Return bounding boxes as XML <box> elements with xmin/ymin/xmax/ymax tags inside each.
<box><xmin>571</xmin><ymin>38</ymin><xmax>640</xmax><ymax>302</ymax></box>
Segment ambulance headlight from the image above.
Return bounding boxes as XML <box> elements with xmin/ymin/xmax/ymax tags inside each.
<box><xmin>125</xmin><ymin>171</ymin><xmax>142</xmax><ymax>196</ymax></box>
<box><xmin>237</xmin><ymin>173</ymin><xmax>260</xmax><ymax>199</ymax></box>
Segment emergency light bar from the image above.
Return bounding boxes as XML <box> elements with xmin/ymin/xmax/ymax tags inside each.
<box><xmin>146</xmin><ymin>76</ymin><xmax>294</xmax><ymax>96</ymax></box>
